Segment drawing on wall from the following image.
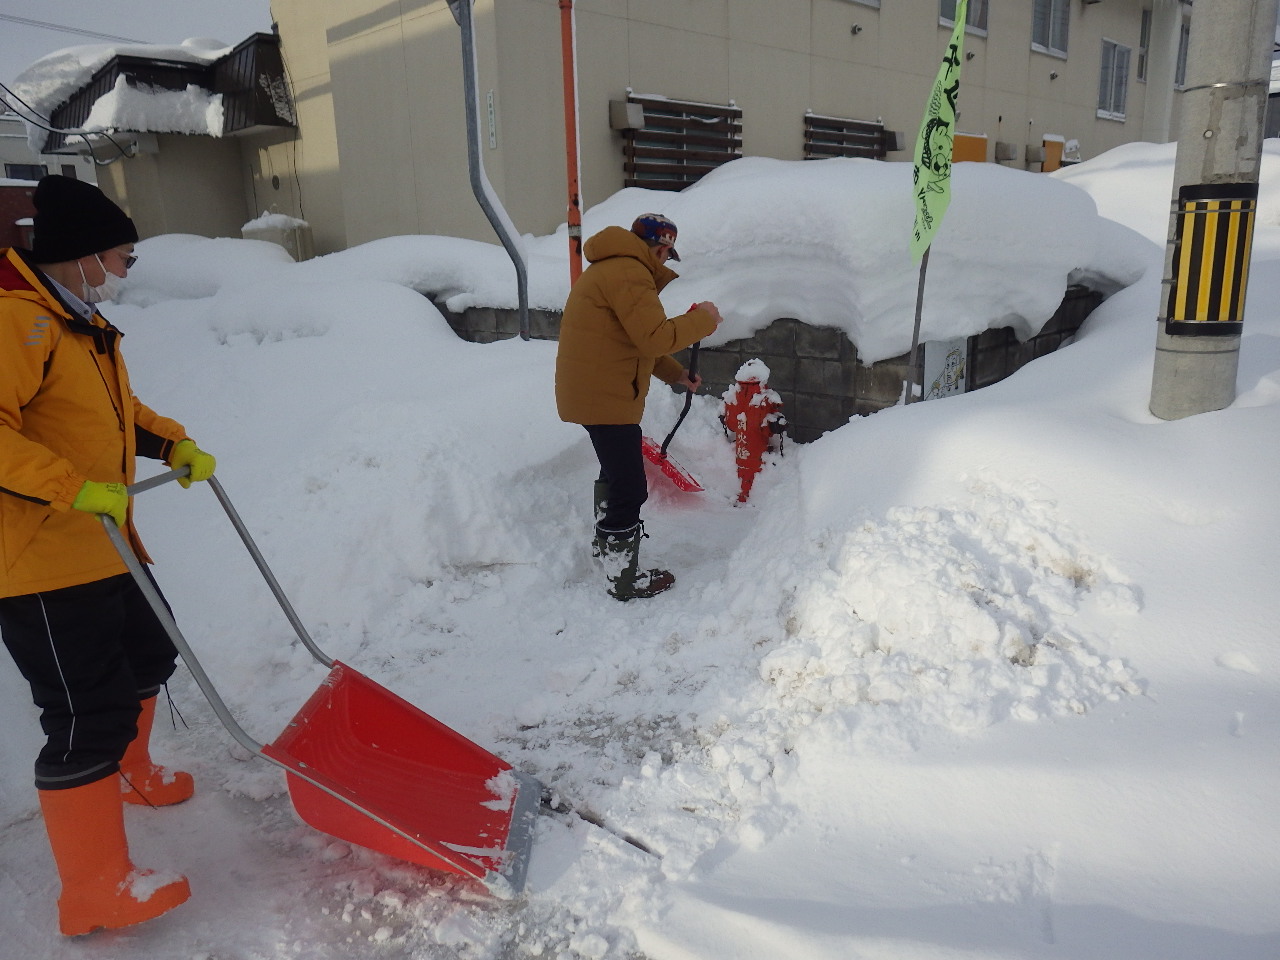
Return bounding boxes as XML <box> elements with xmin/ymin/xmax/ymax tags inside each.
<box><xmin>924</xmin><ymin>339</ymin><xmax>967</xmax><ymax>400</ymax></box>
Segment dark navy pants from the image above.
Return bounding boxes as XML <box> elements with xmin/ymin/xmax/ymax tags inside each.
<box><xmin>0</xmin><ymin>571</ymin><xmax>178</xmax><ymax>790</ymax></box>
<box><xmin>584</xmin><ymin>424</ymin><xmax>648</xmax><ymax>531</ymax></box>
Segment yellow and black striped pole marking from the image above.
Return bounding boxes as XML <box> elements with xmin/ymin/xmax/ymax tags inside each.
<box><xmin>1163</xmin><ymin>182</ymin><xmax>1257</xmax><ymax>336</ymax></box>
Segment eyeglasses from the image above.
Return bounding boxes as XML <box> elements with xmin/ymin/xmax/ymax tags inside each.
<box><xmin>122</xmin><ymin>254</ymin><xmax>138</xmax><ymax>269</ymax></box>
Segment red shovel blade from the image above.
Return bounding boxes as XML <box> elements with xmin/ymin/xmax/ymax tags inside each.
<box><xmin>641</xmin><ymin>435</ymin><xmax>703</xmax><ymax>492</ymax></box>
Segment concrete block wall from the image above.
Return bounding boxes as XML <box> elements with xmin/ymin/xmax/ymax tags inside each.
<box><xmin>433</xmin><ymin>286</ymin><xmax>1102</xmax><ymax>443</ymax></box>
<box><xmin>433</xmin><ymin>301</ymin><xmax>560</xmax><ymax>343</ymax></box>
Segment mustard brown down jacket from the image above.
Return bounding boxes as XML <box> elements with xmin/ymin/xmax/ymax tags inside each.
<box><xmin>0</xmin><ymin>247</ymin><xmax>189</xmax><ymax>598</ymax></box>
<box><xmin>555</xmin><ymin>226</ymin><xmax>716</xmax><ymax>425</ymax></box>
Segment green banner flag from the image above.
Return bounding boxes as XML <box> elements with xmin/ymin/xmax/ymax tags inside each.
<box><xmin>910</xmin><ymin>0</ymin><xmax>968</xmax><ymax>263</ymax></box>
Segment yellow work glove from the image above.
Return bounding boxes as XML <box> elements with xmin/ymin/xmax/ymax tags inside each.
<box><xmin>72</xmin><ymin>480</ymin><xmax>129</xmax><ymax>527</ymax></box>
<box><xmin>170</xmin><ymin>439</ymin><xmax>216</xmax><ymax>488</ymax></box>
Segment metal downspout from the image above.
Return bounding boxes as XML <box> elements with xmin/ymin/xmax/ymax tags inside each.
<box><xmin>448</xmin><ymin>0</ymin><xmax>530</xmax><ymax>340</ymax></box>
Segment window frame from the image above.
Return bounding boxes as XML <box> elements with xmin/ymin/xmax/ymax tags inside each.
<box><xmin>1137</xmin><ymin>8</ymin><xmax>1151</xmax><ymax>82</ymax></box>
<box><xmin>3</xmin><ymin>163</ymin><xmax>47</xmax><ymax>181</ymax></box>
<box><xmin>1031</xmin><ymin>0</ymin><xmax>1070</xmax><ymax>58</ymax></box>
<box><xmin>1097</xmin><ymin>38</ymin><xmax>1132</xmax><ymax>121</ymax></box>
<box><xmin>940</xmin><ymin>0</ymin><xmax>989</xmax><ymax>34</ymax></box>
<box><xmin>1175</xmin><ymin>19</ymin><xmax>1190</xmax><ymax>87</ymax></box>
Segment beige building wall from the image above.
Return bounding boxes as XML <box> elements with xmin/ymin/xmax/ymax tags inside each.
<box><xmin>100</xmin><ymin>134</ymin><xmax>250</xmax><ymax>242</ymax></box>
<box><xmin>248</xmin><ymin>3</ymin><xmax>349</xmax><ymax>253</ymax></box>
<box><xmin>265</xmin><ymin>0</ymin><xmax>1185</xmax><ymax>252</ymax></box>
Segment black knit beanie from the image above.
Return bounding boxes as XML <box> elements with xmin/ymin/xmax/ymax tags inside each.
<box><xmin>30</xmin><ymin>175</ymin><xmax>139</xmax><ymax>264</ymax></box>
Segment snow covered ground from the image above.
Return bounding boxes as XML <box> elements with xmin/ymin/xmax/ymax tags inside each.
<box><xmin>1</xmin><ymin>142</ymin><xmax>1277</xmax><ymax>959</ymax></box>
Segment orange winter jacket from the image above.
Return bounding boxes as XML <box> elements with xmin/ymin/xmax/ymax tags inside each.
<box><xmin>555</xmin><ymin>226</ymin><xmax>716</xmax><ymax>425</ymax></box>
<box><xmin>0</xmin><ymin>247</ymin><xmax>189</xmax><ymax>598</ymax></box>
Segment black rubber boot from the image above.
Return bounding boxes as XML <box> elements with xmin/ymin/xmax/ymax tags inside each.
<box><xmin>594</xmin><ymin>522</ymin><xmax>675</xmax><ymax>601</ymax></box>
<box><xmin>593</xmin><ymin>480</ymin><xmax>610</xmax><ymax>523</ymax></box>
<box><xmin>591</xmin><ymin>481</ymin><xmax>612</xmax><ymax>560</ymax></box>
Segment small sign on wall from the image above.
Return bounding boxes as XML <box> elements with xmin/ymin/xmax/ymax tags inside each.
<box><xmin>923</xmin><ymin>337</ymin><xmax>968</xmax><ymax>399</ymax></box>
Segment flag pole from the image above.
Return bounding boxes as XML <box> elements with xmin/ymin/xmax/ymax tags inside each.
<box><xmin>903</xmin><ymin>246</ymin><xmax>930</xmax><ymax>404</ymax></box>
<box><xmin>906</xmin><ymin>0</ymin><xmax>967</xmax><ymax>404</ymax></box>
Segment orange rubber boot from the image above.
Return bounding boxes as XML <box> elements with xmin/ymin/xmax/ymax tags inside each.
<box><xmin>38</xmin><ymin>777</ymin><xmax>190</xmax><ymax>936</ymax></box>
<box><xmin>120</xmin><ymin>696</ymin><xmax>193</xmax><ymax>806</ymax></box>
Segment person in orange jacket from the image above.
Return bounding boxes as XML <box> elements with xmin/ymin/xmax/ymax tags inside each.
<box><xmin>0</xmin><ymin>176</ymin><xmax>215</xmax><ymax>936</ymax></box>
<box><xmin>555</xmin><ymin>214</ymin><xmax>720</xmax><ymax>600</ymax></box>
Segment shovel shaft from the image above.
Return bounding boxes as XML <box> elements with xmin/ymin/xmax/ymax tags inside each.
<box><xmin>205</xmin><ymin>475</ymin><xmax>332</xmax><ymax>669</ymax></box>
<box><xmin>660</xmin><ymin>341</ymin><xmax>700</xmax><ymax>457</ymax></box>
<box><xmin>124</xmin><ymin>469</ymin><xmax>332</xmax><ymax>668</ymax></box>
<box><xmin>99</xmin><ymin>492</ymin><xmax>268</xmax><ymax>760</ymax></box>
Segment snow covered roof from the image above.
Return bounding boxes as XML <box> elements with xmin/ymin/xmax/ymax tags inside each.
<box><xmin>8</xmin><ymin>33</ymin><xmax>293</xmax><ymax>154</ymax></box>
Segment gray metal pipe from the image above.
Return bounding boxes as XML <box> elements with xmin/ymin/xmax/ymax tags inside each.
<box><xmin>448</xmin><ymin>0</ymin><xmax>530</xmax><ymax>340</ymax></box>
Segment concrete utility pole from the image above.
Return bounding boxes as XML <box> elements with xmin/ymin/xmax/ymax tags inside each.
<box><xmin>1149</xmin><ymin>0</ymin><xmax>1278</xmax><ymax>420</ymax></box>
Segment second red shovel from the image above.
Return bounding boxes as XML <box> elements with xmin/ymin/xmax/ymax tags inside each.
<box><xmin>642</xmin><ymin>340</ymin><xmax>703</xmax><ymax>492</ymax></box>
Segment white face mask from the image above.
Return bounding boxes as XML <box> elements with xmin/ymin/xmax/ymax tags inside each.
<box><xmin>79</xmin><ymin>255</ymin><xmax>124</xmax><ymax>304</ymax></box>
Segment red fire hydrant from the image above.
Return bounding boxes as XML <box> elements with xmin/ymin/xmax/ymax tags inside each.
<box><xmin>720</xmin><ymin>359</ymin><xmax>786</xmax><ymax>502</ymax></box>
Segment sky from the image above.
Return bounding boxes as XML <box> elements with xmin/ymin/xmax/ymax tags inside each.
<box><xmin>0</xmin><ymin>0</ymin><xmax>274</xmax><ymax>86</ymax></box>
<box><xmin>1</xmin><ymin>140</ymin><xmax>1277</xmax><ymax>959</ymax></box>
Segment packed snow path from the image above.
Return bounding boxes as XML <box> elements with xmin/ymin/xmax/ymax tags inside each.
<box><xmin>3</xmin><ymin>391</ymin><xmax>1154</xmax><ymax>959</ymax></box>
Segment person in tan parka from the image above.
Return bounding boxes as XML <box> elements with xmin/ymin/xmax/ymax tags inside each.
<box><xmin>555</xmin><ymin>214</ymin><xmax>720</xmax><ymax>600</ymax></box>
<box><xmin>0</xmin><ymin>175</ymin><xmax>216</xmax><ymax>937</ymax></box>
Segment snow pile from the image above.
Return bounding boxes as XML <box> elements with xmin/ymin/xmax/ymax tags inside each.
<box><xmin>527</xmin><ymin>156</ymin><xmax>1150</xmax><ymax>362</ymax></box>
<box><xmin>118</xmin><ymin>156</ymin><xmax>1151</xmax><ymax>365</ymax></box>
<box><xmin>83</xmin><ymin>76</ymin><xmax>223</xmax><ymax>138</ymax></box>
<box><xmin>1052</xmin><ymin>138</ymin><xmax>1280</xmax><ymax>241</ymax></box>
<box><xmin>242</xmin><ymin>211</ymin><xmax>309</xmax><ymax>231</ymax></box>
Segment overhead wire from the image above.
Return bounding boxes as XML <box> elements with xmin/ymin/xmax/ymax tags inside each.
<box><xmin>0</xmin><ymin>81</ymin><xmax>132</xmax><ymax>166</ymax></box>
<box><xmin>0</xmin><ymin>13</ymin><xmax>145</xmax><ymax>45</ymax></box>
<box><xmin>0</xmin><ymin>12</ymin><xmax>149</xmax><ymax>167</ymax></box>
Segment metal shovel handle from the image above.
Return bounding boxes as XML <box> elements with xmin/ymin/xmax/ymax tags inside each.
<box><xmin>100</xmin><ymin>469</ymin><xmax>267</xmax><ymax>759</ymax></box>
<box><xmin>123</xmin><ymin>468</ymin><xmax>331</xmax><ymax>668</ymax></box>
<box><xmin>99</xmin><ymin>468</ymin><xmax>336</xmax><ymax>758</ymax></box>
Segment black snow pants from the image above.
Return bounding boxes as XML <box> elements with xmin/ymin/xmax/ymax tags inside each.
<box><xmin>584</xmin><ymin>423</ymin><xmax>648</xmax><ymax>532</ymax></box>
<box><xmin>0</xmin><ymin>570</ymin><xmax>179</xmax><ymax>790</ymax></box>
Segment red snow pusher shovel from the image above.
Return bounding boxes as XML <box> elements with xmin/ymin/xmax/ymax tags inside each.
<box><xmin>102</xmin><ymin>469</ymin><xmax>541</xmax><ymax>897</ymax></box>
<box><xmin>641</xmin><ymin>340</ymin><xmax>703</xmax><ymax>492</ymax></box>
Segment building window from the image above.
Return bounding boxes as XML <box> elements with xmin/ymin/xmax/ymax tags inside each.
<box><xmin>4</xmin><ymin>163</ymin><xmax>47</xmax><ymax>180</ymax></box>
<box><xmin>804</xmin><ymin>112</ymin><xmax>891</xmax><ymax>160</ymax></box>
<box><xmin>1098</xmin><ymin>39</ymin><xmax>1132</xmax><ymax>121</ymax></box>
<box><xmin>622</xmin><ymin>94</ymin><xmax>742</xmax><ymax>191</ymax></box>
<box><xmin>941</xmin><ymin>0</ymin><xmax>988</xmax><ymax>32</ymax></box>
<box><xmin>1137</xmin><ymin>8</ymin><xmax>1151</xmax><ymax>81</ymax></box>
<box><xmin>1032</xmin><ymin>0</ymin><xmax>1070</xmax><ymax>57</ymax></box>
<box><xmin>1175</xmin><ymin>19</ymin><xmax>1190</xmax><ymax>87</ymax></box>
